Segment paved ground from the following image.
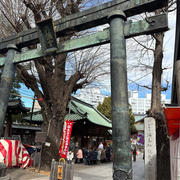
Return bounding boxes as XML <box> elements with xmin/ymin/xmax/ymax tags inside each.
<box><xmin>6</xmin><ymin>154</ymin><xmax>144</xmax><ymax>180</ymax></box>
<box><xmin>6</xmin><ymin>168</ymin><xmax>49</xmax><ymax>180</ymax></box>
<box><xmin>74</xmin><ymin>154</ymin><xmax>144</xmax><ymax>180</ymax></box>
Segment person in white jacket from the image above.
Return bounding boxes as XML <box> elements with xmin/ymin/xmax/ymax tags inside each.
<box><xmin>67</xmin><ymin>151</ymin><xmax>74</xmax><ymax>164</ymax></box>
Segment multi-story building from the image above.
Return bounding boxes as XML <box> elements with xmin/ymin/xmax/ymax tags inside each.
<box><xmin>74</xmin><ymin>88</ymin><xmax>107</xmax><ymax>107</ymax></box>
<box><xmin>74</xmin><ymin>89</ymin><xmax>171</xmax><ymax>114</ymax></box>
<box><xmin>128</xmin><ymin>91</ymin><xmax>171</xmax><ymax>114</ymax></box>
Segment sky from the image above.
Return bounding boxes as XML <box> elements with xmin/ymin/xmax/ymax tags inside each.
<box><xmin>128</xmin><ymin>11</ymin><xmax>176</xmax><ymax>99</ymax></box>
<box><xmin>95</xmin><ymin>10</ymin><xmax>176</xmax><ymax>99</ymax></box>
<box><xmin>19</xmin><ymin>7</ymin><xmax>177</xmax><ymax>108</ymax></box>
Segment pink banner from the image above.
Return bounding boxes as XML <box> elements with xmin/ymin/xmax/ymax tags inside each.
<box><xmin>59</xmin><ymin>120</ymin><xmax>73</xmax><ymax>158</ymax></box>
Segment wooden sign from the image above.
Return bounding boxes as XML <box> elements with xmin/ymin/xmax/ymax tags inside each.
<box><xmin>35</xmin><ymin>132</ymin><xmax>47</xmax><ymax>143</ymax></box>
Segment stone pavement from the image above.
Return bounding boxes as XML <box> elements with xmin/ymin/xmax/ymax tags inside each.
<box><xmin>74</xmin><ymin>154</ymin><xmax>144</xmax><ymax>180</ymax></box>
<box><xmin>6</xmin><ymin>168</ymin><xmax>49</xmax><ymax>180</ymax></box>
<box><xmin>7</xmin><ymin>154</ymin><xmax>144</xmax><ymax>180</ymax></box>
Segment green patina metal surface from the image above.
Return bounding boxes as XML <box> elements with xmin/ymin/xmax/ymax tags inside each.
<box><xmin>0</xmin><ymin>45</ymin><xmax>18</xmax><ymax>136</ymax></box>
<box><xmin>127</xmin><ymin>20</ymin><xmax>149</xmax><ymax>36</ymax></box>
<box><xmin>108</xmin><ymin>11</ymin><xmax>132</xmax><ymax>179</ymax></box>
<box><xmin>37</xmin><ymin>18</ymin><xmax>57</xmax><ymax>54</ymax></box>
<box><xmin>0</xmin><ymin>0</ymin><xmax>168</xmax><ymax>53</ymax></box>
<box><xmin>135</xmin><ymin>0</ymin><xmax>140</xmax><ymax>5</ymax></box>
<box><xmin>0</xmin><ymin>14</ymin><xmax>168</xmax><ymax>67</ymax></box>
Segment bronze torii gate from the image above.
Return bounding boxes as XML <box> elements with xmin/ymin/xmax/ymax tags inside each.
<box><xmin>0</xmin><ymin>0</ymin><xmax>168</xmax><ymax>179</ymax></box>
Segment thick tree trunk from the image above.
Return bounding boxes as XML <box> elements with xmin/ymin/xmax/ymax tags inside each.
<box><xmin>151</xmin><ymin>31</ymin><xmax>170</xmax><ymax>180</ymax></box>
<box><xmin>40</xmin><ymin>104</ymin><xmax>67</xmax><ymax>170</ymax></box>
<box><xmin>17</xmin><ymin>52</ymin><xmax>82</xmax><ymax>170</ymax></box>
<box><xmin>156</xmin><ymin>112</ymin><xmax>170</xmax><ymax>180</ymax></box>
<box><xmin>151</xmin><ymin>32</ymin><xmax>163</xmax><ymax>113</ymax></box>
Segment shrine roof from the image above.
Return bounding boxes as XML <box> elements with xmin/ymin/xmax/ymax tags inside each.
<box><xmin>7</xmin><ymin>99</ymin><xmax>30</xmax><ymax>114</ymax></box>
<box><xmin>70</xmin><ymin>97</ymin><xmax>112</xmax><ymax>128</ymax></box>
<box><xmin>23</xmin><ymin>97</ymin><xmax>112</xmax><ymax>128</ymax></box>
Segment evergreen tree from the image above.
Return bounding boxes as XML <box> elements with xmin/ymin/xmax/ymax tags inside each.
<box><xmin>97</xmin><ymin>97</ymin><xmax>112</xmax><ymax>120</ymax></box>
<box><xmin>97</xmin><ymin>96</ymin><xmax>137</xmax><ymax>134</ymax></box>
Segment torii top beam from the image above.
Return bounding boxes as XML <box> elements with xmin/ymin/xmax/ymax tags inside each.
<box><xmin>0</xmin><ymin>0</ymin><xmax>168</xmax><ymax>54</ymax></box>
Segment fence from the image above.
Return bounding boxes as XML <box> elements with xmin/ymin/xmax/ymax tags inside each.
<box><xmin>50</xmin><ymin>159</ymin><xmax>74</xmax><ymax>180</ymax></box>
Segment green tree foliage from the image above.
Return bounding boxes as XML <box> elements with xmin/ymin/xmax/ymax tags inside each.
<box><xmin>97</xmin><ymin>96</ymin><xmax>137</xmax><ymax>134</ymax></box>
<box><xmin>97</xmin><ymin>97</ymin><xmax>111</xmax><ymax>120</ymax></box>
<box><xmin>129</xmin><ymin>107</ymin><xmax>137</xmax><ymax>134</ymax></box>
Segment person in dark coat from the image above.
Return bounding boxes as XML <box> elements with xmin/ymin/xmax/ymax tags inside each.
<box><xmin>143</xmin><ymin>151</ymin><xmax>145</xmax><ymax>160</ymax></box>
<box><xmin>133</xmin><ymin>147</ymin><xmax>137</xmax><ymax>162</ymax></box>
<box><xmin>105</xmin><ymin>144</ymin><xmax>111</xmax><ymax>162</ymax></box>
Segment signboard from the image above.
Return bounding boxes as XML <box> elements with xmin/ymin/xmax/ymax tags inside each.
<box><xmin>59</xmin><ymin>120</ymin><xmax>73</xmax><ymax>158</ymax></box>
<box><xmin>37</xmin><ymin>18</ymin><xmax>57</xmax><ymax>54</ymax></box>
<box><xmin>35</xmin><ymin>132</ymin><xmax>47</xmax><ymax>143</ymax></box>
<box><xmin>57</xmin><ymin>165</ymin><xmax>63</xmax><ymax>180</ymax></box>
<box><xmin>137</xmin><ymin>132</ymin><xmax>144</xmax><ymax>146</ymax></box>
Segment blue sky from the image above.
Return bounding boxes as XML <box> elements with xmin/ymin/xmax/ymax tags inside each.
<box><xmin>20</xmin><ymin>83</ymin><xmax>34</xmax><ymax>108</ymax></box>
<box><xmin>21</xmin><ymin>81</ymin><xmax>172</xmax><ymax>108</ymax></box>
<box><xmin>100</xmin><ymin>83</ymin><xmax>172</xmax><ymax>99</ymax></box>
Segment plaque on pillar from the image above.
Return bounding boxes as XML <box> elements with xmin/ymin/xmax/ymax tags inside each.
<box><xmin>36</xmin><ymin>18</ymin><xmax>57</xmax><ymax>55</ymax></box>
<box><xmin>144</xmin><ymin>117</ymin><xmax>157</xmax><ymax>180</ymax></box>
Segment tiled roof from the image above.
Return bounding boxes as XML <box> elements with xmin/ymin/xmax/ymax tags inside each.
<box><xmin>71</xmin><ymin>97</ymin><xmax>111</xmax><ymax>128</ymax></box>
<box><xmin>23</xmin><ymin>97</ymin><xmax>112</xmax><ymax>128</ymax></box>
<box><xmin>7</xmin><ymin>99</ymin><xmax>29</xmax><ymax>113</ymax></box>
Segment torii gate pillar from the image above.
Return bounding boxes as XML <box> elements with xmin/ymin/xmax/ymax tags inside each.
<box><xmin>0</xmin><ymin>45</ymin><xmax>18</xmax><ymax>136</ymax></box>
<box><xmin>108</xmin><ymin>11</ymin><xmax>132</xmax><ymax>180</ymax></box>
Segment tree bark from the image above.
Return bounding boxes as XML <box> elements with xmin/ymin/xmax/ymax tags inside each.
<box><xmin>151</xmin><ymin>31</ymin><xmax>170</xmax><ymax>180</ymax></box>
<box><xmin>151</xmin><ymin>32</ymin><xmax>163</xmax><ymax>113</ymax></box>
<box><xmin>40</xmin><ymin>113</ymin><xmax>65</xmax><ymax>170</ymax></box>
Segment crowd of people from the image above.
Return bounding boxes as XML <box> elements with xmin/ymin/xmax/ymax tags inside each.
<box><xmin>67</xmin><ymin>141</ymin><xmax>144</xmax><ymax>165</ymax></box>
<box><xmin>67</xmin><ymin>142</ymin><xmax>113</xmax><ymax>165</ymax></box>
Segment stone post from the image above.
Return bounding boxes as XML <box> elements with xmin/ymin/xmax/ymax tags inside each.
<box><xmin>144</xmin><ymin>117</ymin><xmax>157</xmax><ymax>180</ymax></box>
